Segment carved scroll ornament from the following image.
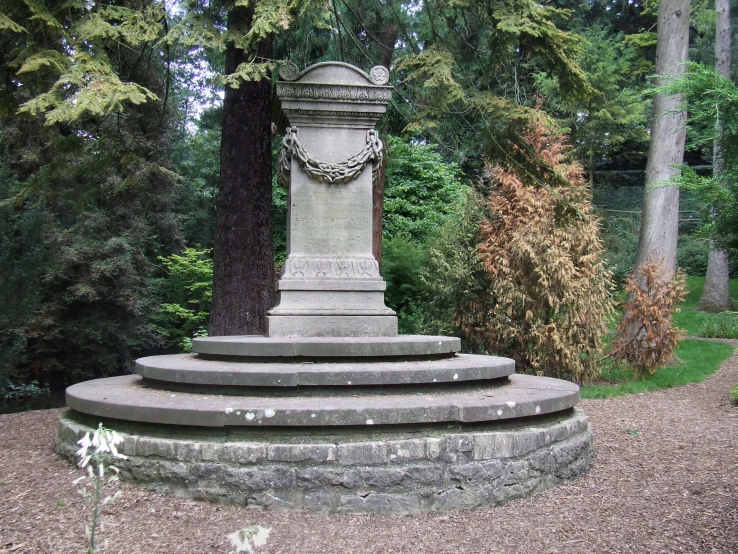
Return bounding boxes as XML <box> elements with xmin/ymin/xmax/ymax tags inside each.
<box><xmin>279</xmin><ymin>126</ymin><xmax>383</xmax><ymax>186</ymax></box>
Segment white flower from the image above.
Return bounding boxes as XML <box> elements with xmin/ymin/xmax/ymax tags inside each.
<box><xmin>228</xmin><ymin>529</ymin><xmax>254</xmax><ymax>554</ymax></box>
<box><xmin>252</xmin><ymin>526</ymin><xmax>271</xmax><ymax>548</ymax></box>
<box><xmin>76</xmin><ymin>432</ymin><xmax>93</xmax><ymax>468</ymax></box>
<box><xmin>228</xmin><ymin>526</ymin><xmax>271</xmax><ymax>553</ymax></box>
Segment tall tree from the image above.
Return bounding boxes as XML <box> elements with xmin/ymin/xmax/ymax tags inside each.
<box><xmin>209</xmin><ymin>3</ymin><xmax>275</xmax><ymax>336</ymax></box>
<box><xmin>697</xmin><ymin>0</ymin><xmax>733</xmax><ymax>312</ymax></box>
<box><xmin>633</xmin><ymin>0</ymin><xmax>690</xmax><ymax>280</ymax></box>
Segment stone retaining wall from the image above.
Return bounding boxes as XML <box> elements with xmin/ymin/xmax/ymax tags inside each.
<box><xmin>57</xmin><ymin>409</ymin><xmax>593</xmax><ymax>514</ymax></box>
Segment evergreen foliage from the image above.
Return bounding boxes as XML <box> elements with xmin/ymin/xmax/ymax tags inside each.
<box><xmin>611</xmin><ymin>262</ymin><xmax>687</xmax><ymax>378</ymax></box>
<box><xmin>536</xmin><ymin>26</ymin><xmax>650</xmax><ymax>180</ymax></box>
<box><xmin>0</xmin><ymin>0</ymin><xmax>179</xmax><ymax>391</ymax></box>
<box><xmin>463</xmin><ymin>122</ymin><xmax>615</xmax><ymax>383</ymax></box>
<box><xmin>0</xmin><ymin>0</ymin><xmax>726</xmax><ymax>399</ymax></box>
<box><xmin>660</xmin><ymin>63</ymin><xmax>738</xmax><ymax>254</ymax></box>
<box><xmin>394</xmin><ymin>0</ymin><xmax>596</xmax><ymax>183</ymax></box>
<box><xmin>383</xmin><ymin>136</ymin><xmax>467</xmax><ymax>243</ymax></box>
<box><xmin>153</xmin><ymin>248</ymin><xmax>213</xmax><ymax>351</ymax></box>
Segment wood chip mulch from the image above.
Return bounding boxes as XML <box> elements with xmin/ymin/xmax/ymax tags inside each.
<box><xmin>2</xmin><ymin>346</ymin><xmax>737</xmax><ymax>554</ymax></box>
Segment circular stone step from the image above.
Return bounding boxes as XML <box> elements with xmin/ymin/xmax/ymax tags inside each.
<box><xmin>65</xmin><ymin>374</ymin><xmax>579</xmax><ymax>428</ymax></box>
<box><xmin>135</xmin><ymin>353</ymin><xmax>514</xmax><ymax>387</ymax></box>
<box><xmin>191</xmin><ymin>335</ymin><xmax>461</xmax><ymax>358</ymax></box>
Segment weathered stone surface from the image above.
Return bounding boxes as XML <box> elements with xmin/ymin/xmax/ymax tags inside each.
<box><xmin>267</xmin><ymin>62</ymin><xmax>396</xmax><ymax>338</ymax></box>
<box><xmin>221</xmin><ymin>466</ymin><xmax>295</xmax><ymax>491</ymax></box>
<box><xmin>249</xmin><ymin>491</ymin><xmax>301</xmax><ymax>509</ymax></box>
<box><xmin>295</xmin><ymin>467</ymin><xmax>361</xmax><ymax>489</ymax></box>
<box><xmin>267</xmin><ymin>315</ymin><xmax>398</xmax><ymax>338</ymax></box>
<box><xmin>427</xmin><ymin>487</ymin><xmax>488</xmax><ymax>511</ymax></box>
<box><xmin>303</xmin><ymin>491</ymin><xmax>333</xmax><ymax>512</ymax></box>
<box><xmin>426</xmin><ymin>438</ymin><xmax>442</xmax><ymax>460</ymax></box>
<box><xmin>136</xmin><ymin>351</ymin><xmax>512</xmax><ymax>387</ymax></box>
<box><xmin>268</xmin><ymin>444</ymin><xmax>336</xmax><ymax>463</ymax></box>
<box><xmin>65</xmin><ymin>374</ymin><xmax>580</xmax><ymax>428</ymax></box>
<box><xmin>338</xmin><ymin>442</ymin><xmax>388</xmax><ymax>465</ymax></box>
<box><xmin>388</xmin><ymin>439</ymin><xmax>425</xmax><ymax>462</ymax></box>
<box><xmin>449</xmin><ymin>461</ymin><xmax>503</xmax><ymax>483</ymax></box>
<box><xmin>191</xmin><ymin>335</ymin><xmax>461</xmax><ymax>358</ymax></box>
<box><xmin>57</xmin><ymin>409</ymin><xmax>593</xmax><ymax>514</ymax></box>
<box><xmin>336</xmin><ymin>493</ymin><xmax>422</xmax><ymax>514</ymax></box>
<box><xmin>175</xmin><ymin>441</ymin><xmax>201</xmax><ymax>462</ymax></box>
<box><xmin>136</xmin><ymin>437</ymin><xmax>177</xmax><ymax>459</ymax></box>
<box><xmin>219</xmin><ymin>443</ymin><xmax>267</xmax><ymax>465</ymax></box>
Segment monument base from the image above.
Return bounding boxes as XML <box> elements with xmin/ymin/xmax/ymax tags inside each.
<box><xmin>57</xmin><ymin>408</ymin><xmax>593</xmax><ymax>514</ymax></box>
<box><xmin>266</xmin><ymin>314</ymin><xmax>398</xmax><ymax>337</ymax></box>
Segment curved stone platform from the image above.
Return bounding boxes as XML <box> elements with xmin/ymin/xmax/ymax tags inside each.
<box><xmin>65</xmin><ymin>373</ymin><xmax>579</xmax><ymax>427</ymax></box>
<box><xmin>136</xmin><ymin>352</ymin><xmax>514</xmax><ymax>387</ymax></box>
<box><xmin>191</xmin><ymin>335</ymin><xmax>461</xmax><ymax>358</ymax></box>
<box><xmin>57</xmin><ymin>408</ymin><xmax>593</xmax><ymax>513</ymax></box>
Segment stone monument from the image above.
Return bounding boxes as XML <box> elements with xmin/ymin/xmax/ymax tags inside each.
<box><xmin>57</xmin><ymin>62</ymin><xmax>593</xmax><ymax>513</ymax></box>
<box><xmin>268</xmin><ymin>61</ymin><xmax>396</xmax><ymax>338</ymax></box>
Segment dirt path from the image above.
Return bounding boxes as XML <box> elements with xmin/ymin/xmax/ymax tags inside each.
<box><xmin>1</xmin><ymin>350</ymin><xmax>737</xmax><ymax>554</ymax></box>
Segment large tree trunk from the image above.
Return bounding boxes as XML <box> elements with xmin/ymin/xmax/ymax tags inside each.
<box><xmin>633</xmin><ymin>0</ymin><xmax>690</xmax><ymax>279</ymax></box>
<box><xmin>697</xmin><ymin>0</ymin><xmax>733</xmax><ymax>313</ymax></box>
<box><xmin>209</xmin><ymin>5</ymin><xmax>274</xmax><ymax>336</ymax></box>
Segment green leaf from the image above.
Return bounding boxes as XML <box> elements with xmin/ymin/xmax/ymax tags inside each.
<box><xmin>0</xmin><ymin>11</ymin><xmax>27</xmax><ymax>33</ymax></box>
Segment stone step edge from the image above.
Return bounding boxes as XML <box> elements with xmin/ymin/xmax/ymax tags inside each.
<box><xmin>191</xmin><ymin>335</ymin><xmax>462</xmax><ymax>358</ymax></box>
<box><xmin>135</xmin><ymin>352</ymin><xmax>515</xmax><ymax>387</ymax></box>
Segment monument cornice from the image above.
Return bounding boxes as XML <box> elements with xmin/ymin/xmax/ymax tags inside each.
<box><xmin>276</xmin><ymin>82</ymin><xmax>393</xmax><ymax>104</ymax></box>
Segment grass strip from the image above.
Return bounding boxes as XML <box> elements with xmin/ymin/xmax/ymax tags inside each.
<box><xmin>582</xmin><ymin>339</ymin><xmax>734</xmax><ymax>399</ymax></box>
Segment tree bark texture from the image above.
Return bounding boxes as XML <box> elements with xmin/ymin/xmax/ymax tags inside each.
<box><xmin>633</xmin><ymin>0</ymin><xmax>690</xmax><ymax>278</ymax></box>
<box><xmin>210</xmin><ymin>5</ymin><xmax>274</xmax><ymax>336</ymax></box>
<box><xmin>372</xmin><ymin>23</ymin><xmax>399</xmax><ymax>271</ymax></box>
<box><xmin>698</xmin><ymin>0</ymin><xmax>733</xmax><ymax>312</ymax></box>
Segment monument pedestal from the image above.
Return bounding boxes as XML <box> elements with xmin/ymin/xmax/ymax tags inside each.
<box><xmin>267</xmin><ymin>62</ymin><xmax>397</xmax><ymax>337</ymax></box>
<box><xmin>58</xmin><ymin>62</ymin><xmax>593</xmax><ymax>513</ymax></box>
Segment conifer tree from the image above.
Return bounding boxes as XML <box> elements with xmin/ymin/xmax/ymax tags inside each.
<box><xmin>697</xmin><ymin>0</ymin><xmax>733</xmax><ymax>312</ymax></box>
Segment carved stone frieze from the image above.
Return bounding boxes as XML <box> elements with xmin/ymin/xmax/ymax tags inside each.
<box><xmin>276</xmin><ymin>82</ymin><xmax>393</xmax><ymax>103</ymax></box>
<box><xmin>282</xmin><ymin>258</ymin><xmax>380</xmax><ymax>279</ymax></box>
<box><xmin>279</xmin><ymin>127</ymin><xmax>383</xmax><ymax>187</ymax></box>
<box><xmin>281</xmin><ymin>108</ymin><xmax>380</xmax><ymax>120</ymax></box>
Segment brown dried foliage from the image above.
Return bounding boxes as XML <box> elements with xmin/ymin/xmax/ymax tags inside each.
<box><xmin>611</xmin><ymin>261</ymin><xmax>687</xmax><ymax>378</ymax></box>
<box><xmin>458</xmin><ymin>122</ymin><xmax>614</xmax><ymax>383</ymax></box>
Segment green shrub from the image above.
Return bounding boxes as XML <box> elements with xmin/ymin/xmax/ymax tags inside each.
<box><xmin>601</xmin><ymin>215</ymin><xmax>639</xmax><ymax>284</ymax></box>
<box><xmin>677</xmin><ymin>235</ymin><xmax>709</xmax><ymax>276</ymax></box>
<box><xmin>415</xmin><ymin>191</ymin><xmax>487</xmax><ymax>340</ymax></box>
<box><xmin>699</xmin><ymin>312</ymin><xmax>738</xmax><ymax>339</ymax></box>
<box><xmin>0</xmin><ymin>380</ymin><xmax>50</xmax><ymax>414</ymax></box>
<box><xmin>153</xmin><ymin>248</ymin><xmax>213</xmax><ymax>351</ymax></box>
<box><xmin>384</xmin><ymin>136</ymin><xmax>468</xmax><ymax>243</ymax></box>
<box><xmin>381</xmin><ymin>236</ymin><xmax>428</xmax><ymax>334</ymax></box>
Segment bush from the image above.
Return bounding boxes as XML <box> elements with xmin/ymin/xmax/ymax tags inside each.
<box><xmin>384</xmin><ymin>136</ymin><xmax>468</xmax><ymax>243</ymax></box>
<box><xmin>600</xmin><ymin>215</ymin><xmax>640</xmax><ymax>284</ymax></box>
<box><xmin>381</xmin><ymin>236</ymin><xmax>428</xmax><ymax>334</ymax></box>
<box><xmin>415</xmin><ymin>192</ymin><xmax>487</xmax><ymax>340</ymax></box>
<box><xmin>611</xmin><ymin>262</ymin><xmax>687</xmax><ymax>378</ymax></box>
<box><xmin>152</xmin><ymin>248</ymin><xmax>213</xmax><ymax>351</ymax></box>
<box><xmin>0</xmin><ymin>380</ymin><xmax>50</xmax><ymax>414</ymax></box>
<box><xmin>461</xmin><ymin>122</ymin><xmax>615</xmax><ymax>383</ymax></box>
<box><xmin>677</xmin><ymin>235</ymin><xmax>709</xmax><ymax>276</ymax></box>
<box><xmin>699</xmin><ymin>312</ymin><xmax>738</xmax><ymax>339</ymax></box>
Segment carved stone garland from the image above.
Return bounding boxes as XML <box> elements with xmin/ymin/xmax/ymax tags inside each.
<box><xmin>278</xmin><ymin>126</ymin><xmax>383</xmax><ymax>187</ymax></box>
